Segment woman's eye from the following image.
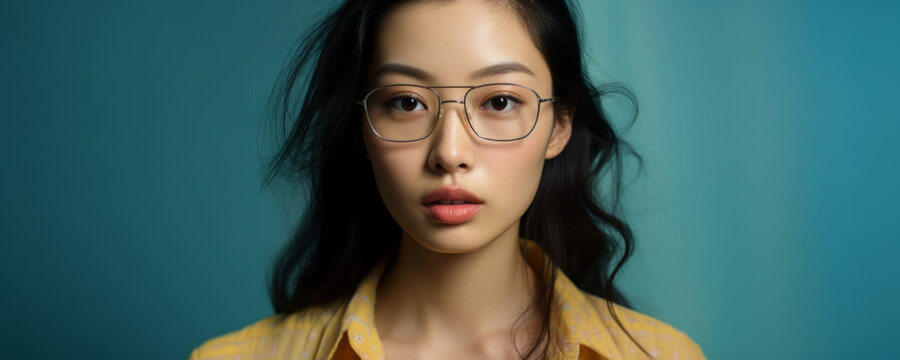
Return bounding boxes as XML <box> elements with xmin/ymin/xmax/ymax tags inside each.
<box><xmin>389</xmin><ymin>96</ymin><xmax>425</xmax><ymax>112</ymax></box>
<box><xmin>483</xmin><ymin>95</ymin><xmax>519</xmax><ymax>112</ymax></box>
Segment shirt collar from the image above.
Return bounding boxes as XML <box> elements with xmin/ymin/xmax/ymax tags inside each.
<box><xmin>527</xmin><ymin>241</ymin><xmax>624</xmax><ymax>360</ymax></box>
<box><xmin>331</xmin><ymin>240</ymin><xmax>624</xmax><ymax>360</ymax></box>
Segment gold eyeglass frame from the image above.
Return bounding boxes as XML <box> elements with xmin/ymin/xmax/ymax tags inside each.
<box><xmin>356</xmin><ymin>83</ymin><xmax>557</xmax><ymax>142</ymax></box>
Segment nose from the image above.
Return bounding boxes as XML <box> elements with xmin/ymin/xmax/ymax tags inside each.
<box><xmin>426</xmin><ymin>100</ymin><xmax>475</xmax><ymax>174</ymax></box>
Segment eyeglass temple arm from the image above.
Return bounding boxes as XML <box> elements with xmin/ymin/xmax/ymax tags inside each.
<box><xmin>540</xmin><ymin>96</ymin><xmax>558</xmax><ymax>103</ymax></box>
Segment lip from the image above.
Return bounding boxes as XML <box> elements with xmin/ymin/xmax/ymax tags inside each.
<box><xmin>421</xmin><ymin>186</ymin><xmax>484</xmax><ymax>224</ymax></box>
<box><xmin>421</xmin><ymin>186</ymin><xmax>484</xmax><ymax>205</ymax></box>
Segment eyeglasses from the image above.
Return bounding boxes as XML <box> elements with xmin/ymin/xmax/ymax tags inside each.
<box><xmin>357</xmin><ymin>83</ymin><xmax>557</xmax><ymax>142</ymax></box>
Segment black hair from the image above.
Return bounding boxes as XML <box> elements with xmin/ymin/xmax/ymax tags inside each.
<box><xmin>262</xmin><ymin>0</ymin><xmax>646</xmax><ymax>358</ymax></box>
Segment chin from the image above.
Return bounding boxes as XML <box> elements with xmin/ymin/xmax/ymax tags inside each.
<box><xmin>402</xmin><ymin>227</ymin><xmax>483</xmax><ymax>254</ymax></box>
<box><xmin>402</xmin><ymin>218</ymin><xmax>519</xmax><ymax>255</ymax></box>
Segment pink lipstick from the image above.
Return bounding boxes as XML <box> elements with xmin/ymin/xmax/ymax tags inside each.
<box><xmin>421</xmin><ymin>186</ymin><xmax>484</xmax><ymax>224</ymax></box>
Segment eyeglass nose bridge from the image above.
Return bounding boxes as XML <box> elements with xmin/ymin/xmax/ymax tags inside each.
<box><xmin>437</xmin><ymin>99</ymin><xmax>467</xmax><ymax>120</ymax></box>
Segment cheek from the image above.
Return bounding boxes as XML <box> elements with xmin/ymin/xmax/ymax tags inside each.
<box><xmin>373</xmin><ymin>152</ymin><xmax>422</xmax><ymax>187</ymax></box>
<box><xmin>481</xmin><ymin>118</ymin><xmax>555</xmax><ymax>200</ymax></box>
<box><xmin>480</xmin><ymin>142</ymin><xmax>547</xmax><ymax>202</ymax></box>
<box><xmin>363</xmin><ymin>133</ymin><xmax>426</xmax><ymax>204</ymax></box>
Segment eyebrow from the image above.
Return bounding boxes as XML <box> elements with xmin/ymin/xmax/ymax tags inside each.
<box><xmin>373</xmin><ymin>63</ymin><xmax>434</xmax><ymax>82</ymax></box>
<box><xmin>373</xmin><ymin>61</ymin><xmax>536</xmax><ymax>82</ymax></box>
<box><xmin>470</xmin><ymin>62</ymin><xmax>535</xmax><ymax>79</ymax></box>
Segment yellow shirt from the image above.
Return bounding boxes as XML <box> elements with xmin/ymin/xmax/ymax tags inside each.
<box><xmin>190</xmin><ymin>241</ymin><xmax>704</xmax><ymax>360</ymax></box>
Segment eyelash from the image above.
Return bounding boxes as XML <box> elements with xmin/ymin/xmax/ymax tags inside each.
<box><xmin>481</xmin><ymin>94</ymin><xmax>522</xmax><ymax>112</ymax></box>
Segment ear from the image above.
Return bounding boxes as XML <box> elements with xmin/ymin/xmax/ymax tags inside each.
<box><xmin>544</xmin><ymin>102</ymin><xmax>573</xmax><ymax>159</ymax></box>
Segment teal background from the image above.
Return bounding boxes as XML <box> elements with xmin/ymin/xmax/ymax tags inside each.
<box><xmin>1</xmin><ymin>1</ymin><xmax>897</xmax><ymax>359</ymax></box>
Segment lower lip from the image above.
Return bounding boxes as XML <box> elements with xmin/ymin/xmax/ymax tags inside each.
<box><xmin>423</xmin><ymin>204</ymin><xmax>483</xmax><ymax>224</ymax></box>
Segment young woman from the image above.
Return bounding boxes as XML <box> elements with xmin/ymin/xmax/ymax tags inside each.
<box><xmin>191</xmin><ymin>0</ymin><xmax>704</xmax><ymax>359</ymax></box>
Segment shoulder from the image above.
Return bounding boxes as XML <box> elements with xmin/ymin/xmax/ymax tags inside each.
<box><xmin>584</xmin><ymin>294</ymin><xmax>706</xmax><ymax>360</ymax></box>
<box><xmin>188</xmin><ymin>304</ymin><xmax>346</xmax><ymax>360</ymax></box>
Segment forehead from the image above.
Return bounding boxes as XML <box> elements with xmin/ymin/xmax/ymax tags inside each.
<box><xmin>370</xmin><ymin>0</ymin><xmax>551</xmax><ymax>87</ymax></box>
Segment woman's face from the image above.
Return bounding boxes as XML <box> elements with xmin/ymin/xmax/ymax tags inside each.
<box><xmin>362</xmin><ymin>0</ymin><xmax>571</xmax><ymax>254</ymax></box>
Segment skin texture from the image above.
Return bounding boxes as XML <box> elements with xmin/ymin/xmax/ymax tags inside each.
<box><xmin>361</xmin><ymin>1</ymin><xmax>572</xmax><ymax>359</ymax></box>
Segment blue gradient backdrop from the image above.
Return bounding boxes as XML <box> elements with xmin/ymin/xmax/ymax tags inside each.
<box><xmin>1</xmin><ymin>1</ymin><xmax>897</xmax><ymax>359</ymax></box>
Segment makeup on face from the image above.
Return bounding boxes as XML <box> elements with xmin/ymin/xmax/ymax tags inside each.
<box><xmin>420</xmin><ymin>185</ymin><xmax>484</xmax><ymax>224</ymax></box>
<box><xmin>361</xmin><ymin>0</ymin><xmax>563</xmax><ymax>253</ymax></box>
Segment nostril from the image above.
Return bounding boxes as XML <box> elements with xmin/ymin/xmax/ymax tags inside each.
<box><xmin>430</xmin><ymin>161</ymin><xmax>469</xmax><ymax>172</ymax></box>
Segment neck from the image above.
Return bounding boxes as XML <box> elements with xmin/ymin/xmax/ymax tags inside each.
<box><xmin>374</xmin><ymin>225</ymin><xmax>539</xmax><ymax>347</ymax></box>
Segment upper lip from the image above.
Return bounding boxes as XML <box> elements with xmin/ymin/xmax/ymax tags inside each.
<box><xmin>421</xmin><ymin>185</ymin><xmax>484</xmax><ymax>205</ymax></box>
